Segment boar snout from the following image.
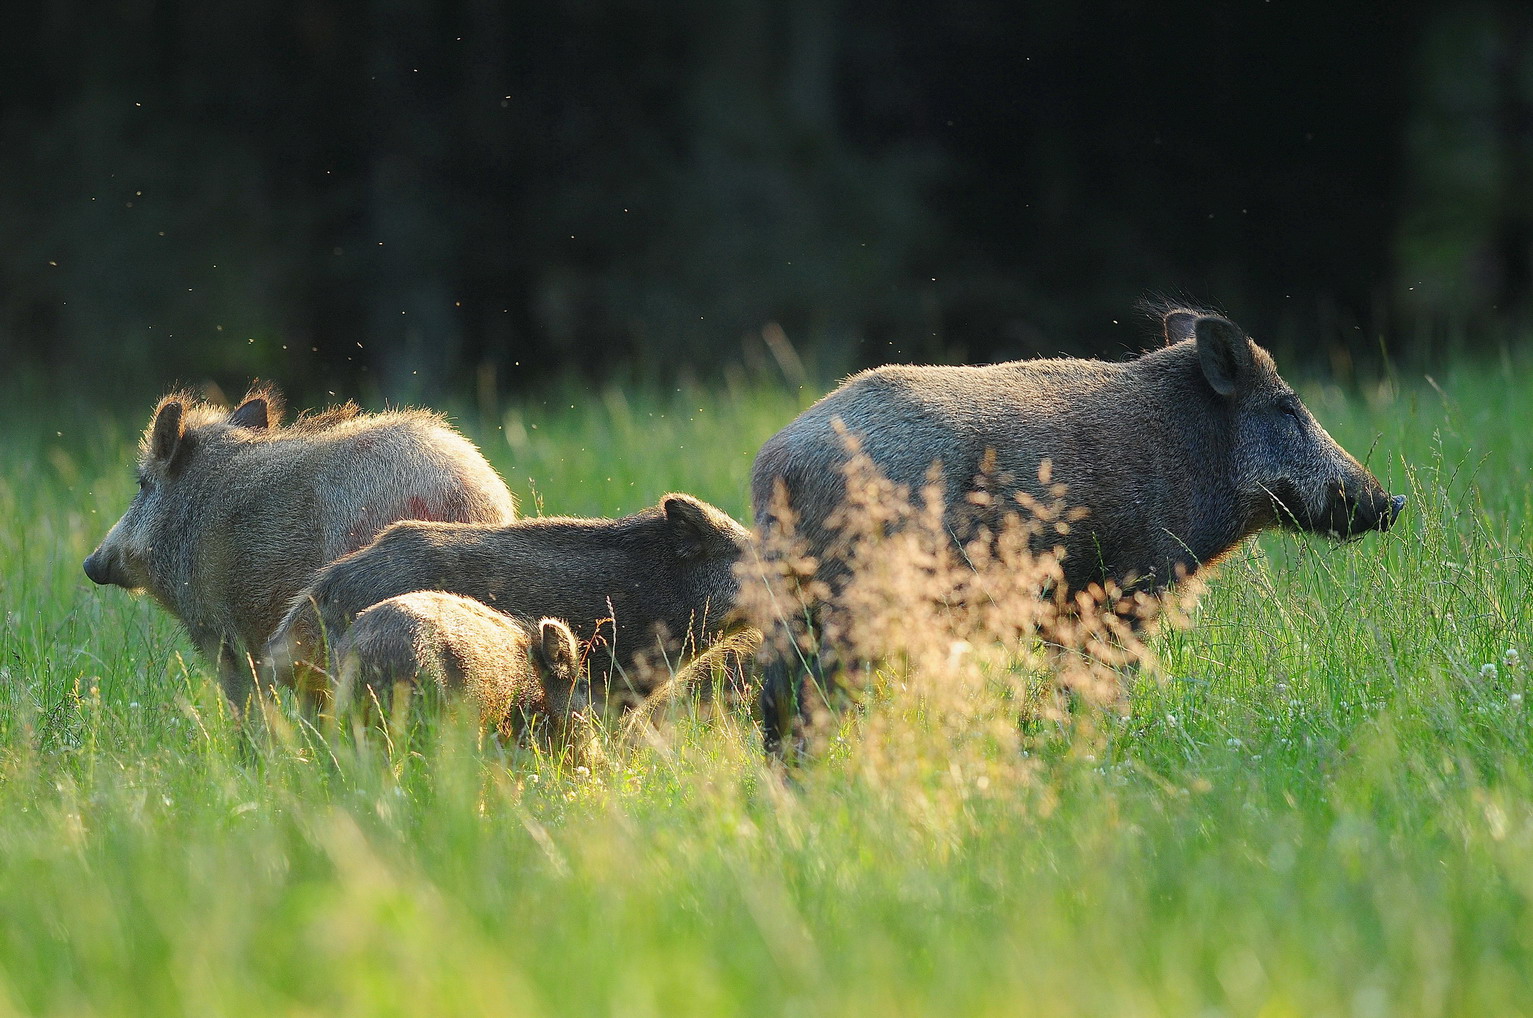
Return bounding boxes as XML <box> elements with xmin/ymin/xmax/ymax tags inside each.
<box><xmin>1358</xmin><ymin>487</ymin><xmax>1407</xmax><ymax>535</ymax></box>
<box><xmin>1322</xmin><ymin>479</ymin><xmax>1403</xmax><ymax>539</ymax></box>
<box><xmin>1273</xmin><ymin>471</ymin><xmax>1402</xmax><ymax>540</ymax></box>
<box><xmin>83</xmin><ymin>548</ymin><xmax>121</xmax><ymax>587</ymax></box>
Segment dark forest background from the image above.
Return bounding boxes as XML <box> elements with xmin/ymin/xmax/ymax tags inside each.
<box><xmin>1</xmin><ymin>1</ymin><xmax>1530</xmax><ymax>400</ymax></box>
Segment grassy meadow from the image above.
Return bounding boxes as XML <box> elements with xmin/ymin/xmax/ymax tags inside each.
<box><xmin>1</xmin><ymin>357</ymin><xmax>1531</xmax><ymax>1017</ymax></box>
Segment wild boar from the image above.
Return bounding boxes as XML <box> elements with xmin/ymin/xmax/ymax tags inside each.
<box><xmin>750</xmin><ymin>306</ymin><xmax>1406</xmax><ymax>752</ymax></box>
<box><xmin>83</xmin><ymin>385</ymin><xmax>517</xmax><ymax>705</ymax></box>
<box><xmin>333</xmin><ymin>593</ymin><xmax>588</xmax><ymax>743</ymax></box>
<box><xmin>265</xmin><ymin>493</ymin><xmax>752</xmax><ymax>702</ymax></box>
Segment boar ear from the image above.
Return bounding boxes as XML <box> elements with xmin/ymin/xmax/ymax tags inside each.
<box><xmin>228</xmin><ymin>391</ymin><xmax>282</xmax><ymax>429</ymax></box>
<box><xmin>1163</xmin><ymin>310</ymin><xmax>1197</xmax><ymax>345</ymax></box>
<box><xmin>664</xmin><ymin>494</ymin><xmax>713</xmax><ymax>559</ymax></box>
<box><xmin>149</xmin><ymin>401</ymin><xmax>185</xmax><ymax>464</ymax></box>
<box><xmin>536</xmin><ymin>618</ymin><xmax>580</xmax><ymax>678</ymax></box>
<box><xmin>1194</xmin><ymin>316</ymin><xmax>1252</xmax><ymax>398</ymax></box>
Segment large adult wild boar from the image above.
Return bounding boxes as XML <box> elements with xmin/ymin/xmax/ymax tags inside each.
<box><xmin>751</xmin><ymin>306</ymin><xmax>1406</xmax><ymax>752</ymax></box>
<box><xmin>84</xmin><ymin>386</ymin><xmax>517</xmax><ymax>704</ymax></box>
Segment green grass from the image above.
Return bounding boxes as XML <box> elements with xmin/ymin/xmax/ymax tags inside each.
<box><xmin>2</xmin><ymin>360</ymin><xmax>1531</xmax><ymax>1017</ymax></box>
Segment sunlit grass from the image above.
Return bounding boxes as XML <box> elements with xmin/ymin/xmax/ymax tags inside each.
<box><xmin>1</xmin><ymin>358</ymin><xmax>1531</xmax><ymax>1016</ymax></box>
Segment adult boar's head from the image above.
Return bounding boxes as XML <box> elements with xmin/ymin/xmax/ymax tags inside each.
<box><xmin>1168</xmin><ymin>309</ymin><xmax>1405</xmax><ymax>540</ymax></box>
<box><xmin>83</xmin><ymin>389</ymin><xmax>280</xmax><ymax>595</ymax></box>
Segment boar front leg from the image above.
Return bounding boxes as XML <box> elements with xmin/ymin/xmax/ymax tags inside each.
<box><xmin>217</xmin><ymin>639</ymin><xmax>258</xmax><ymax>712</ymax></box>
<box><xmin>757</xmin><ymin>606</ymin><xmax>844</xmax><ymax>762</ymax></box>
<box><xmin>185</xmin><ymin>623</ymin><xmax>255</xmax><ymax>713</ymax></box>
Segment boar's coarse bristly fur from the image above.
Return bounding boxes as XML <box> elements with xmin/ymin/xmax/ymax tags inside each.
<box><xmin>265</xmin><ymin>493</ymin><xmax>751</xmax><ymax>702</ymax></box>
<box><xmin>333</xmin><ymin>593</ymin><xmax>589</xmax><ymax>745</ymax></box>
<box><xmin>750</xmin><ymin>306</ymin><xmax>1406</xmax><ymax>754</ymax></box>
<box><xmin>83</xmin><ymin>385</ymin><xmax>517</xmax><ymax>706</ymax></box>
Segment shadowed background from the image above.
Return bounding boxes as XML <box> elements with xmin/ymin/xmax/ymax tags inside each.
<box><xmin>0</xmin><ymin>0</ymin><xmax>1527</xmax><ymax>399</ymax></box>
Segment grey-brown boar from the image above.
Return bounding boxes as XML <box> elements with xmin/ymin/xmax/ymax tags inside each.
<box><xmin>83</xmin><ymin>386</ymin><xmax>517</xmax><ymax>705</ymax></box>
<box><xmin>265</xmin><ymin>493</ymin><xmax>751</xmax><ymax>702</ymax></box>
<box><xmin>750</xmin><ymin>306</ymin><xmax>1406</xmax><ymax>753</ymax></box>
<box><xmin>333</xmin><ymin>592</ymin><xmax>589</xmax><ymax>743</ymax></box>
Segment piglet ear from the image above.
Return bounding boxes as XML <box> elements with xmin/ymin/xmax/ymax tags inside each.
<box><xmin>1163</xmin><ymin>310</ymin><xmax>1197</xmax><ymax>344</ymax></box>
<box><xmin>663</xmin><ymin>494</ymin><xmax>712</xmax><ymax>559</ymax></box>
<box><xmin>228</xmin><ymin>386</ymin><xmax>284</xmax><ymax>429</ymax></box>
<box><xmin>536</xmin><ymin>618</ymin><xmax>581</xmax><ymax>681</ymax></box>
<box><xmin>1194</xmin><ymin>316</ymin><xmax>1252</xmax><ymax>398</ymax></box>
<box><xmin>149</xmin><ymin>401</ymin><xmax>185</xmax><ymax>464</ymax></box>
<box><xmin>228</xmin><ymin>398</ymin><xmax>270</xmax><ymax>429</ymax></box>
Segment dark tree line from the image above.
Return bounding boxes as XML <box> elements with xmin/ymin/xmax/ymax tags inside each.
<box><xmin>0</xmin><ymin>0</ymin><xmax>1528</xmax><ymax>397</ymax></box>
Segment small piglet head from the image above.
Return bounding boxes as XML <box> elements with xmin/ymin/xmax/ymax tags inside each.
<box><xmin>83</xmin><ymin>388</ymin><xmax>282</xmax><ymax>593</ymax></box>
<box><xmin>1168</xmin><ymin>310</ymin><xmax>1405</xmax><ymax>541</ymax></box>
<box><xmin>662</xmin><ymin>493</ymin><xmax>754</xmax><ymax>633</ymax></box>
<box><xmin>534</xmin><ymin>617</ymin><xmax>590</xmax><ymax>717</ymax></box>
